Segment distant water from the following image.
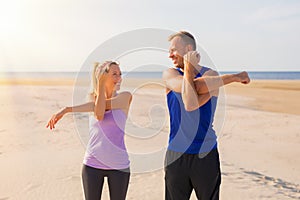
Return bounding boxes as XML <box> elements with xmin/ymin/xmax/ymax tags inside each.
<box><xmin>220</xmin><ymin>71</ymin><xmax>300</xmax><ymax>80</ymax></box>
<box><xmin>1</xmin><ymin>71</ymin><xmax>300</xmax><ymax>80</ymax></box>
<box><xmin>126</xmin><ymin>71</ymin><xmax>300</xmax><ymax>80</ymax></box>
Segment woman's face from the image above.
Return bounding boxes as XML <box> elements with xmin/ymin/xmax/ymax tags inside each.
<box><xmin>105</xmin><ymin>64</ymin><xmax>122</xmax><ymax>91</ymax></box>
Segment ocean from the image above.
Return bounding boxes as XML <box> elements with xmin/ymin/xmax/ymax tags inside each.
<box><xmin>1</xmin><ymin>71</ymin><xmax>300</xmax><ymax>80</ymax></box>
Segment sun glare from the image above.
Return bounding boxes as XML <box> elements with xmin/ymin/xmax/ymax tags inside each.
<box><xmin>0</xmin><ymin>0</ymin><xmax>22</xmax><ymax>37</ymax></box>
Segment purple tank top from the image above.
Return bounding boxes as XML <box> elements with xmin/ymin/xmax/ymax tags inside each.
<box><xmin>83</xmin><ymin>109</ymin><xmax>130</xmax><ymax>169</ymax></box>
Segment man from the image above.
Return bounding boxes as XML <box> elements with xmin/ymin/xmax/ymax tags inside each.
<box><xmin>163</xmin><ymin>31</ymin><xmax>250</xmax><ymax>200</ymax></box>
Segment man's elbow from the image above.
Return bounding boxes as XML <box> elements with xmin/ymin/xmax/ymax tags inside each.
<box><xmin>184</xmin><ymin>103</ymin><xmax>198</xmax><ymax>112</ymax></box>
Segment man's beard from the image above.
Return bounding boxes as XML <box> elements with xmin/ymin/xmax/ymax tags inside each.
<box><xmin>176</xmin><ymin>57</ymin><xmax>184</xmax><ymax>69</ymax></box>
<box><xmin>176</xmin><ymin>64</ymin><xmax>184</xmax><ymax>69</ymax></box>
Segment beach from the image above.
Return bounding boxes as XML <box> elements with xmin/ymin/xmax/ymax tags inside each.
<box><xmin>0</xmin><ymin>78</ymin><xmax>299</xmax><ymax>200</ymax></box>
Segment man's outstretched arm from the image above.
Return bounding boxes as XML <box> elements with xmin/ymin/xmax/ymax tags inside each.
<box><xmin>163</xmin><ymin>68</ymin><xmax>250</xmax><ymax>94</ymax></box>
<box><xmin>194</xmin><ymin>71</ymin><xmax>250</xmax><ymax>94</ymax></box>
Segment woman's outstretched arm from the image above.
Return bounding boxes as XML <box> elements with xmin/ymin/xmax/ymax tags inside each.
<box><xmin>46</xmin><ymin>91</ymin><xmax>133</xmax><ymax>130</ymax></box>
<box><xmin>46</xmin><ymin>102</ymin><xmax>94</xmax><ymax>130</ymax></box>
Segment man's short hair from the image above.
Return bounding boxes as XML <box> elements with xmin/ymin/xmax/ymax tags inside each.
<box><xmin>168</xmin><ymin>31</ymin><xmax>196</xmax><ymax>50</ymax></box>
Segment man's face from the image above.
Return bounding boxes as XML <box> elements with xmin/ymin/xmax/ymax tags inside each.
<box><xmin>168</xmin><ymin>36</ymin><xmax>188</xmax><ymax>69</ymax></box>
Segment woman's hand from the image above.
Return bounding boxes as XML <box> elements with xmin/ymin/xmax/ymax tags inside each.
<box><xmin>46</xmin><ymin>107</ymin><xmax>68</xmax><ymax>130</ymax></box>
<box><xmin>96</xmin><ymin>67</ymin><xmax>109</xmax><ymax>83</ymax></box>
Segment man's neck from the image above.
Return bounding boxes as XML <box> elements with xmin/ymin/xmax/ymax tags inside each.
<box><xmin>177</xmin><ymin>65</ymin><xmax>203</xmax><ymax>75</ymax></box>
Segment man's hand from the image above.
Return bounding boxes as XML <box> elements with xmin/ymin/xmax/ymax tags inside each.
<box><xmin>183</xmin><ymin>51</ymin><xmax>200</xmax><ymax>76</ymax></box>
<box><xmin>234</xmin><ymin>71</ymin><xmax>250</xmax><ymax>84</ymax></box>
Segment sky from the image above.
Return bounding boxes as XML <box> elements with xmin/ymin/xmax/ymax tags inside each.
<box><xmin>0</xmin><ymin>0</ymin><xmax>300</xmax><ymax>72</ymax></box>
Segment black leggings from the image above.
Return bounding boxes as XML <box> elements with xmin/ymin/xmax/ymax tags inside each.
<box><xmin>82</xmin><ymin>165</ymin><xmax>130</xmax><ymax>200</ymax></box>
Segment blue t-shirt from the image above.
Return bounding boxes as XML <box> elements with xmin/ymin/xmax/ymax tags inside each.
<box><xmin>167</xmin><ymin>67</ymin><xmax>218</xmax><ymax>154</ymax></box>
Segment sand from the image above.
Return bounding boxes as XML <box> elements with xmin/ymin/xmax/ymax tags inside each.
<box><xmin>0</xmin><ymin>78</ymin><xmax>299</xmax><ymax>200</ymax></box>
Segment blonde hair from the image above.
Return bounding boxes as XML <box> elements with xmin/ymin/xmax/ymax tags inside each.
<box><xmin>88</xmin><ymin>61</ymin><xmax>119</xmax><ymax>101</ymax></box>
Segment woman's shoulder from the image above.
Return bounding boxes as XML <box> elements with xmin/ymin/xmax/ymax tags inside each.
<box><xmin>118</xmin><ymin>91</ymin><xmax>132</xmax><ymax>97</ymax></box>
<box><xmin>117</xmin><ymin>91</ymin><xmax>132</xmax><ymax>103</ymax></box>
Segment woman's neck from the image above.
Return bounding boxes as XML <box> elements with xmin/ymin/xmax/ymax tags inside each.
<box><xmin>105</xmin><ymin>89</ymin><xmax>116</xmax><ymax>99</ymax></box>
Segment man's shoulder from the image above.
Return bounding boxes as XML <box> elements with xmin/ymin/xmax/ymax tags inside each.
<box><xmin>201</xmin><ymin>67</ymin><xmax>219</xmax><ymax>76</ymax></box>
<box><xmin>164</xmin><ymin>67</ymin><xmax>181</xmax><ymax>73</ymax></box>
<box><xmin>163</xmin><ymin>67</ymin><xmax>181</xmax><ymax>79</ymax></box>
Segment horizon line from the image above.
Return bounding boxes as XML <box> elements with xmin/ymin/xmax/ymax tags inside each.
<box><xmin>1</xmin><ymin>70</ymin><xmax>300</xmax><ymax>73</ymax></box>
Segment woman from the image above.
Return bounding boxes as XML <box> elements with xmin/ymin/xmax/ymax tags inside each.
<box><xmin>46</xmin><ymin>61</ymin><xmax>132</xmax><ymax>200</ymax></box>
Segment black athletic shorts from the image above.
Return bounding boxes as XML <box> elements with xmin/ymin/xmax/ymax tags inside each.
<box><xmin>164</xmin><ymin>148</ymin><xmax>221</xmax><ymax>200</ymax></box>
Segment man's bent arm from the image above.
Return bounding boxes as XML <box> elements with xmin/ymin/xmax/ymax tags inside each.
<box><xmin>182</xmin><ymin>62</ymin><xmax>217</xmax><ymax>111</ymax></box>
